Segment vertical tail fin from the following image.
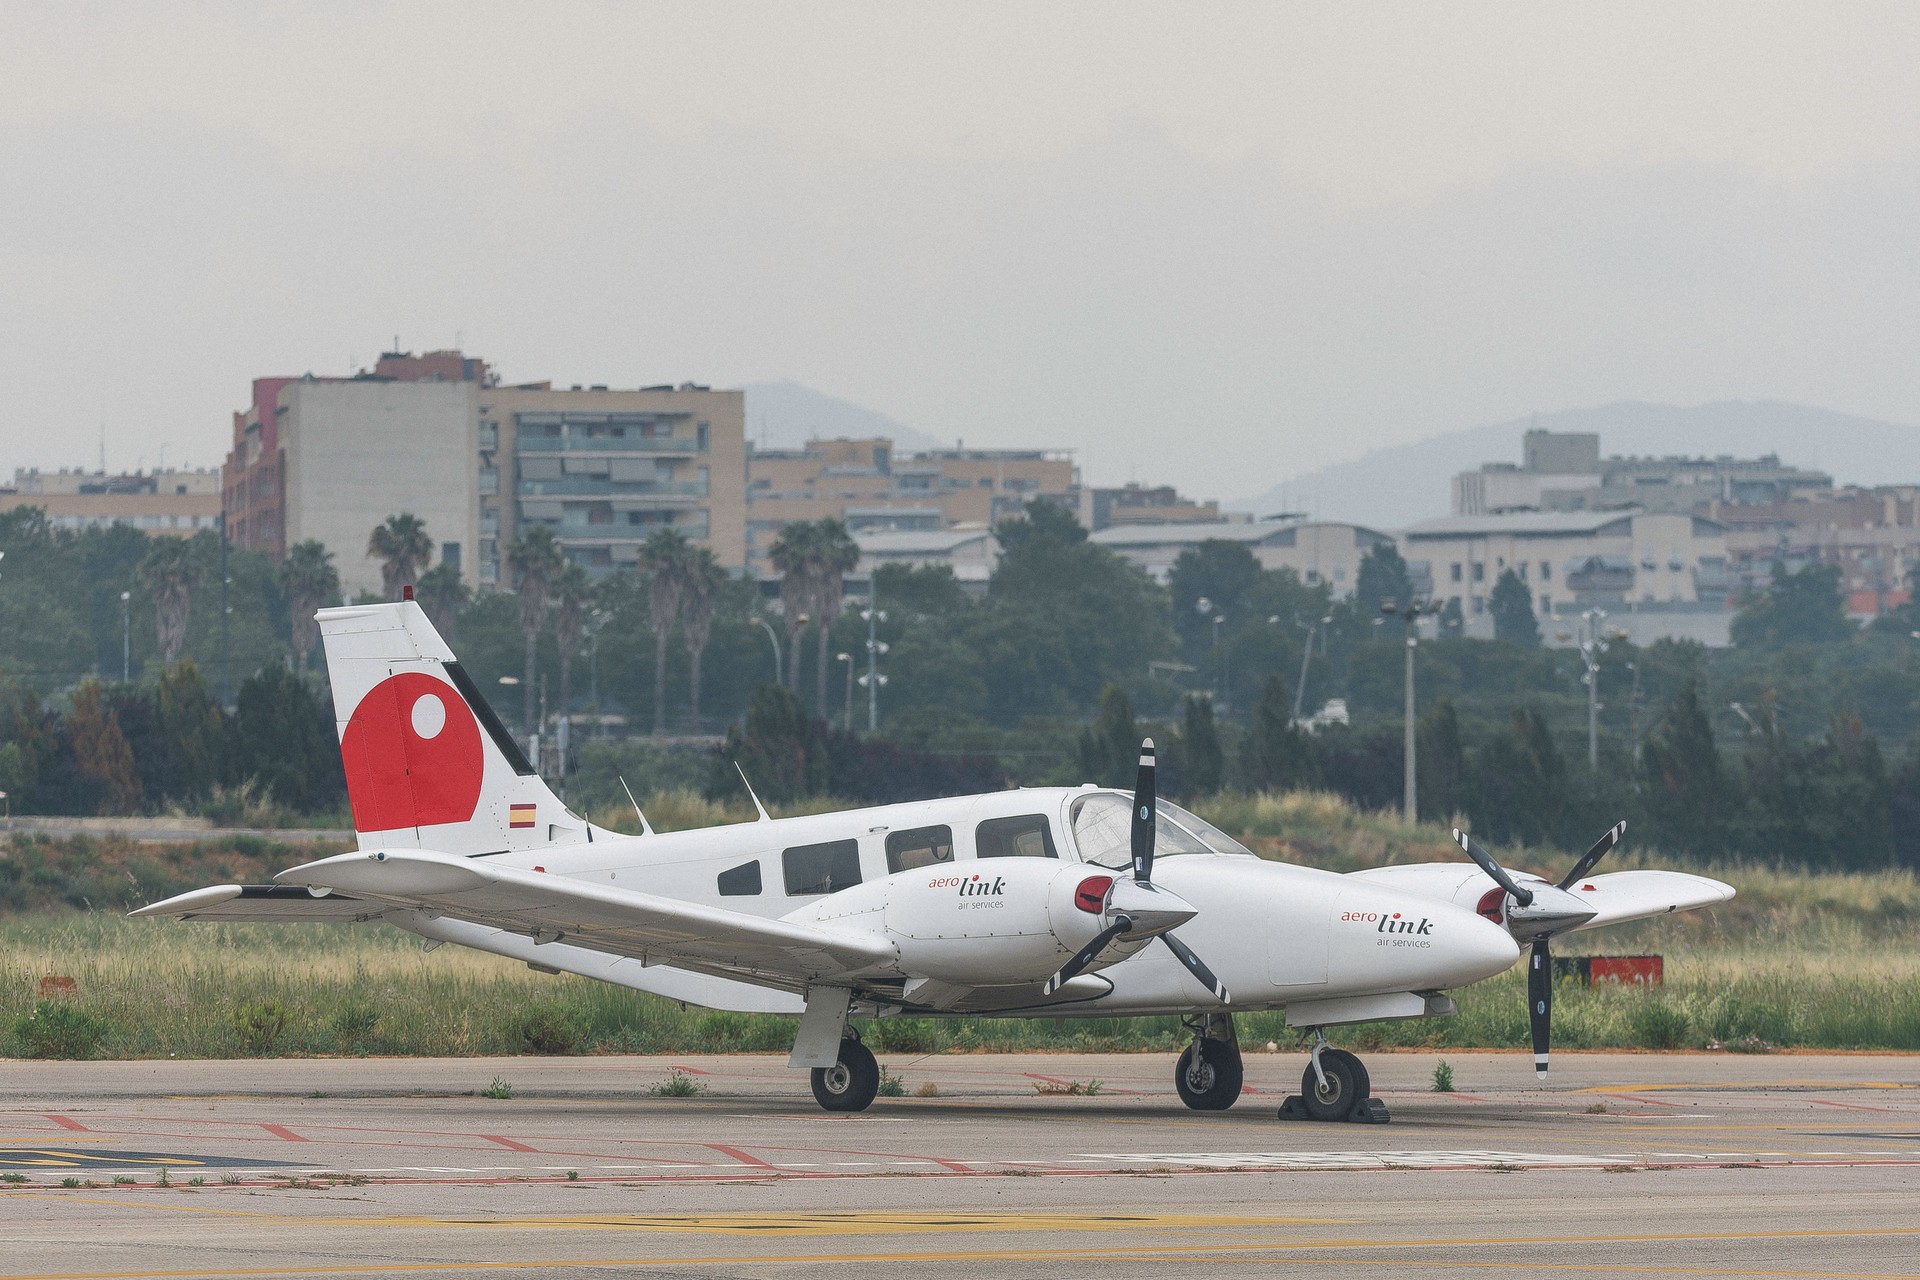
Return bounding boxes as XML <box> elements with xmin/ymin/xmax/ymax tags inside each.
<box><xmin>318</xmin><ymin>601</ymin><xmax>587</xmax><ymax>854</ymax></box>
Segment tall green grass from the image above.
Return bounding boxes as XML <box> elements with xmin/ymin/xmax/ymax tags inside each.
<box><xmin>1</xmin><ymin>788</ymin><xmax>1915</xmax><ymax>1058</ymax></box>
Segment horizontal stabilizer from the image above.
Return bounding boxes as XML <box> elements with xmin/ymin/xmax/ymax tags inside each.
<box><xmin>130</xmin><ymin>885</ymin><xmax>381</xmax><ymax>923</ymax></box>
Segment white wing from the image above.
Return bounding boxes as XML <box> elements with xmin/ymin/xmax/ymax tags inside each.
<box><xmin>1347</xmin><ymin>863</ymin><xmax>1733</xmax><ymax>930</ymax></box>
<box><xmin>140</xmin><ymin>848</ymin><xmax>896</xmax><ymax>995</ymax></box>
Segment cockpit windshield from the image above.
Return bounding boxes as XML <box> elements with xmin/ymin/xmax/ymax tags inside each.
<box><xmin>1069</xmin><ymin>792</ymin><xmax>1216</xmax><ymax>870</ymax></box>
<box><xmin>1159</xmin><ymin>800</ymin><xmax>1255</xmax><ymax>857</ymax></box>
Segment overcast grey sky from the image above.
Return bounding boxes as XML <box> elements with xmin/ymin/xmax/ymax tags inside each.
<box><xmin>2</xmin><ymin>1</ymin><xmax>1916</xmax><ymax>503</ymax></box>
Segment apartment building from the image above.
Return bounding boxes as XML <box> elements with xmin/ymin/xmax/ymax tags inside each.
<box><xmin>745</xmin><ymin>436</ymin><xmax>1074</xmax><ymax>573</ymax></box>
<box><xmin>480</xmin><ymin>382</ymin><xmax>746</xmax><ymax>586</ymax></box>
<box><xmin>4</xmin><ymin>467</ymin><xmax>222</xmax><ymax>536</ymax></box>
<box><xmin>1453</xmin><ymin>429</ymin><xmax>1829</xmax><ymax>517</ymax></box>
<box><xmin>1704</xmin><ymin>485</ymin><xmax>1920</xmax><ymax>616</ymax></box>
<box><xmin>223</xmin><ymin>350</ymin><xmax>746</xmax><ymax>599</ymax></box>
<box><xmin>1402</xmin><ymin>510</ymin><xmax>1733</xmax><ymax>639</ymax></box>
<box><xmin>1079</xmin><ymin>483</ymin><xmax>1221</xmax><ymax>531</ymax></box>
<box><xmin>1090</xmin><ymin>518</ymin><xmax>1394</xmax><ymax>592</ymax></box>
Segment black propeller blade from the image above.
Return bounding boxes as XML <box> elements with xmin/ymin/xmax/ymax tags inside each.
<box><xmin>1131</xmin><ymin>739</ymin><xmax>1156</xmax><ymax>882</ymax></box>
<box><xmin>1451</xmin><ymin>828</ymin><xmax>1534</xmax><ymax>907</ymax></box>
<box><xmin>1161</xmin><ymin>932</ymin><xmax>1230</xmax><ymax>1003</ymax></box>
<box><xmin>1557</xmin><ymin>820</ymin><xmax>1625</xmax><ymax>891</ymax></box>
<box><xmin>1528</xmin><ymin>937</ymin><xmax>1552</xmax><ymax>1079</ymax></box>
<box><xmin>1042</xmin><ymin>916</ymin><xmax>1133</xmax><ymax>995</ymax></box>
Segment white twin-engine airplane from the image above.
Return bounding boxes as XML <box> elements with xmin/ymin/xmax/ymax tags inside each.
<box><xmin>137</xmin><ymin>601</ymin><xmax>1733</xmax><ymax>1118</ymax></box>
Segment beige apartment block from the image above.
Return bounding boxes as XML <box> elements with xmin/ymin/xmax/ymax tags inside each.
<box><xmin>278</xmin><ymin>379</ymin><xmax>481</xmax><ymax>599</ymax></box>
<box><xmin>4</xmin><ymin>467</ymin><xmax>223</xmax><ymax>536</ymax></box>
<box><xmin>481</xmin><ymin>384</ymin><xmax>746</xmax><ymax>585</ymax></box>
<box><xmin>746</xmin><ymin>436</ymin><xmax>1074</xmax><ymax>573</ymax></box>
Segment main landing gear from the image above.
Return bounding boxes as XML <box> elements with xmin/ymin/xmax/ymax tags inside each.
<box><xmin>1277</xmin><ymin>1030</ymin><xmax>1390</xmax><ymax>1124</ymax></box>
<box><xmin>1175</xmin><ymin>1013</ymin><xmax>1244</xmax><ymax>1110</ymax></box>
<box><xmin>810</xmin><ymin>1031</ymin><xmax>880</xmax><ymax>1113</ymax></box>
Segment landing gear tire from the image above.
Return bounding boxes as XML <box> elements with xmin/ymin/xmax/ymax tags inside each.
<box><xmin>1300</xmin><ymin>1048</ymin><xmax>1370</xmax><ymax>1122</ymax></box>
<box><xmin>810</xmin><ymin>1038</ymin><xmax>880</xmax><ymax>1113</ymax></box>
<box><xmin>1175</xmin><ymin>1038</ymin><xmax>1243</xmax><ymax>1111</ymax></box>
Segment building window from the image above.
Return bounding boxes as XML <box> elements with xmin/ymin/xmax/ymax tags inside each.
<box><xmin>1472</xmin><ymin>562</ymin><xmax>1485</xmax><ymax>582</ymax></box>
<box><xmin>1540</xmin><ymin>561</ymin><xmax>1552</xmax><ymax>581</ymax></box>
<box><xmin>1451</xmin><ymin>562</ymin><xmax>1463</xmax><ymax>583</ymax></box>
<box><xmin>1518</xmin><ymin>562</ymin><xmax>1528</xmax><ymax>581</ymax></box>
<box><xmin>1539</xmin><ymin>593</ymin><xmax>1551</xmax><ymax>614</ymax></box>
<box><xmin>441</xmin><ymin>542</ymin><xmax>461</xmax><ymax>571</ymax></box>
<box><xmin>1471</xmin><ymin>595</ymin><xmax>1485</xmax><ymax>614</ymax></box>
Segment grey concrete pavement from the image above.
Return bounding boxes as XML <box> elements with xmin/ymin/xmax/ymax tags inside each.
<box><xmin>2</xmin><ymin>1051</ymin><xmax>1919</xmax><ymax>1278</ymax></box>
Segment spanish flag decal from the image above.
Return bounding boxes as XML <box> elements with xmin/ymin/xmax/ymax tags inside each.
<box><xmin>509</xmin><ymin>803</ymin><xmax>537</xmax><ymax>829</ymax></box>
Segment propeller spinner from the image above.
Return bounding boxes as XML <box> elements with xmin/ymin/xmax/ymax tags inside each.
<box><xmin>1043</xmin><ymin>741</ymin><xmax>1230</xmax><ymax>1002</ymax></box>
<box><xmin>1453</xmin><ymin>822</ymin><xmax>1622</xmax><ymax>1078</ymax></box>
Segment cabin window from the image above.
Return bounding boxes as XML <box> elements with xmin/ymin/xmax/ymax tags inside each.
<box><xmin>782</xmin><ymin>839</ymin><xmax>863</xmax><ymax>896</ymax></box>
<box><xmin>975</xmin><ymin>815</ymin><xmax>1058</xmax><ymax>860</ymax></box>
<box><xmin>886</xmin><ymin>825</ymin><xmax>954</xmax><ymax>873</ymax></box>
<box><xmin>717</xmin><ymin>860</ymin><xmax>762</xmax><ymax>896</ymax></box>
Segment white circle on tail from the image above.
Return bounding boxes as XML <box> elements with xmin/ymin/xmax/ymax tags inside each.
<box><xmin>411</xmin><ymin>692</ymin><xmax>447</xmax><ymax>740</ymax></box>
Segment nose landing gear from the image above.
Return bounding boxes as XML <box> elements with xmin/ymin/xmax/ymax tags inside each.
<box><xmin>1174</xmin><ymin>1013</ymin><xmax>1243</xmax><ymax>1110</ymax></box>
<box><xmin>1278</xmin><ymin>1029</ymin><xmax>1391</xmax><ymax>1124</ymax></box>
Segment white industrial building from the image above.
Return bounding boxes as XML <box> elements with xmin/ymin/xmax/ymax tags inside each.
<box><xmin>1089</xmin><ymin>518</ymin><xmax>1394</xmax><ymax>594</ymax></box>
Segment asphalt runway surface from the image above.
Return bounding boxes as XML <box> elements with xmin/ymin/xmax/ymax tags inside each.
<box><xmin>3</xmin><ymin>1050</ymin><xmax>1919</xmax><ymax>1278</ymax></box>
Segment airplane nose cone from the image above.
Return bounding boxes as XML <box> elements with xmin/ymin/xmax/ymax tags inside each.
<box><xmin>1423</xmin><ymin>903</ymin><xmax>1522</xmax><ymax>987</ymax></box>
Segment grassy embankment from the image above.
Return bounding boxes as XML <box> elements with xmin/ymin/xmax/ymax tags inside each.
<box><xmin>2</xmin><ymin>788</ymin><xmax>1917</xmax><ymax>1059</ymax></box>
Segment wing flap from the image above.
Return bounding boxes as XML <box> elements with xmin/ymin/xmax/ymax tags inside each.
<box><xmin>273</xmin><ymin>848</ymin><xmax>895</xmax><ymax>985</ymax></box>
<box><xmin>130</xmin><ymin>885</ymin><xmax>384</xmax><ymax>923</ymax></box>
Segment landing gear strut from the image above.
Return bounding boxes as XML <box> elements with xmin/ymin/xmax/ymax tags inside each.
<box><xmin>1277</xmin><ymin>1029</ymin><xmax>1389</xmax><ymax>1124</ymax></box>
<box><xmin>1174</xmin><ymin>1013</ymin><xmax>1243</xmax><ymax>1111</ymax></box>
<box><xmin>810</xmin><ymin>1031</ymin><xmax>879</xmax><ymax>1113</ymax></box>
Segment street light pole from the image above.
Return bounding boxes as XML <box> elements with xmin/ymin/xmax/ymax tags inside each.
<box><xmin>837</xmin><ymin>652</ymin><xmax>853</xmax><ymax>731</ymax></box>
<box><xmin>1291</xmin><ymin>614</ymin><xmax>1334</xmax><ymax>723</ymax></box>
<box><xmin>1579</xmin><ymin>608</ymin><xmax>1608</xmax><ymax>771</ymax></box>
<box><xmin>1383</xmin><ymin>599</ymin><xmax>1422</xmax><ymax>825</ymax></box>
<box><xmin>753</xmin><ymin>617</ymin><xmax>782</xmax><ymax>687</ymax></box>
<box><xmin>120</xmin><ymin>590</ymin><xmax>131</xmax><ymax>682</ymax></box>
<box><xmin>860</xmin><ymin>598</ymin><xmax>888</xmax><ymax>731</ymax></box>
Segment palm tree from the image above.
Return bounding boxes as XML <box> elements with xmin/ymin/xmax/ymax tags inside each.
<box><xmin>679</xmin><ymin>546</ymin><xmax>728</xmax><ymax>729</ymax></box>
<box><xmin>277</xmin><ymin>540</ymin><xmax>340</xmax><ymax>672</ymax></box>
<box><xmin>550</xmin><ymin>561</ymin><xmax>593</xmax><ymax>741</ymax></box>
<box><xmin>138</xmin><ymin>537</ymin><xmax>199</xmax><ymax>669</ymax></box>
<box><xmin>639</xmin><ymin>527</ymin><xmax>692</xmax><ymax>737</ymax></box>
<box><xmin>508</xmin><ymin>524</ymin><xmax>566</xmax><ymax>733</ymax></box>
<box><xmin>768</xmin><ymin>521</ymin><xmax>818</xmax><ymax>695</ymax></box>
<box><xmin>808</xmin><ymin>519</ymin><xmax>862</xmax><ymax>720</ymax></box>
<box><xmin>367</xmin><ymin>513</ymin><xmax>433</xmax><ymax>600</ymax></box>
<box><xmin>413</xmin><ymin>562</ymin><xmax>470</xmax><ymax>641</ymax></box>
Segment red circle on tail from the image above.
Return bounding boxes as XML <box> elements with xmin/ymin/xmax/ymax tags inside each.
<box><xmin>339</xmin><ymin>672</ymin><xmax>485</xmax><ymax>832</ymax></box>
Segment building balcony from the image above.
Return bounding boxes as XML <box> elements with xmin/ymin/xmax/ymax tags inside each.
<box><xmin>515</xmin><ymin>435</ymin><xmax>703</xmax><ymax>455</ymax></box>
<box><xmin>516</xmin><ymin>477</ymin><xmax>708</xmax><ymax>498</ymax></box>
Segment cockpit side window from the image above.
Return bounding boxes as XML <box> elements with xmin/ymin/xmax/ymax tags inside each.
<box><xmin>1159</xmin><ymin>800</ymin><xmax>1255</xmax><ymax>856</ymax></box>
<box><xmin>975</xmin><ymin>814</ymin><xmax>1058</xmax><ymax>859</ymax></box>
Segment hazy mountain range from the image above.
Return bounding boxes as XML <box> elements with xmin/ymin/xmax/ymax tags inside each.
<box><xmin>1227</xmin><ymin>401</ymin><xmax>1920</xmax><ymax>530</ymax></box>
<box><xmin>744</xmin><ymin>387</ymin><xmax>1920</xmax><ymax>532</ymax></box>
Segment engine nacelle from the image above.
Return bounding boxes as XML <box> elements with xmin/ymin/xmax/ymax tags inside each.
<box><xmin>882</xmin><ymin>859</ymin><xmax>1132</xmax><ymax>985</ymax></box>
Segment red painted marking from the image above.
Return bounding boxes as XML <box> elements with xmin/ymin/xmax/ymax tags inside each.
<box><xmin>705</xmin><ymin>1143</ymin><xmax>773</xmax><ymax>1169</ymax></box>
<box><xmin>484</xmin><ymin>1134</ymin><xmax>539</xmax><ymax>1152</ymax></box>
<box><xmin>260</xmin><ymin>1123</ymin><xmax>308</xmax><ymax>1142</ymax></box>
<box><xmin>668</xmin><ymin>1064</ymin><xmax>713</xmax><ymax>1076</ymax></box>
<box><xmin>44</xmin><ymin>1114</ymin><xmax>86</xmax><ymax>1132</ymax></box>
<box><xmin>1809</xmin><ymin>1099</ymin><xmax>1905</xmax><ymax>1113</ymax></box>
<box><xmin>339</xmin><ymin>672</ymin><xmax>485</xmax><ymax>833</ymax></box>
<box><xmin>1614</xmin><ymin>1094</ymin><xmax>1687</xmax><ymax>1108</ymax></box>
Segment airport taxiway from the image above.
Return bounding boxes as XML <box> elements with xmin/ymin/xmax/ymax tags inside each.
<box><xmin>2</xmin><ymin>1050</ymin><xmax>1918</xmax><ymax>1278</ymax></box>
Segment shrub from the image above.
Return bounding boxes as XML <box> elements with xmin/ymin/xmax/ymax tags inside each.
<box><xmin>1630</xmin><ymin>998</ymin><xmax>1693</xmax><ymax>1050</ymax></box>
<box><xmin>329</xmin><ymin>1003</ymin><xmax>380</xmax><ymax>1050</ymax></box>
<box><xmin>230</xmin><ymin>1000</ymin><xmax>289</xmax><ymax>1054</ymax></box>
<box><xmin>14</xmin><ymin>1001</ymin><xmax>108</xmax><ymax>1059</ymax></box>
<box><xmin>647</xmin><ymin>1069</ymin><xmax>706</xmax><ymax>1097</ymax></box>
<box><xmin>507</xmin><ymin>1006</ymin><xmax>585</xmax><ymax>1055</ymax></box>
<box><xmin>877</xmin><ymin>1067</ymin><xmax>905</xmax><ymax>1097</ymax></box>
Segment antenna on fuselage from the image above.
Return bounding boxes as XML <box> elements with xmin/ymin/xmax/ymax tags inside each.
<box><xmin>733</xmin><ymin>762</ymin><xmax>773</xmax><ymax>822</ymax></box>
<box><xmin>618</xmin><ymin>776</ymin><xmax>656</xmax><ymax>837</ymax></box>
